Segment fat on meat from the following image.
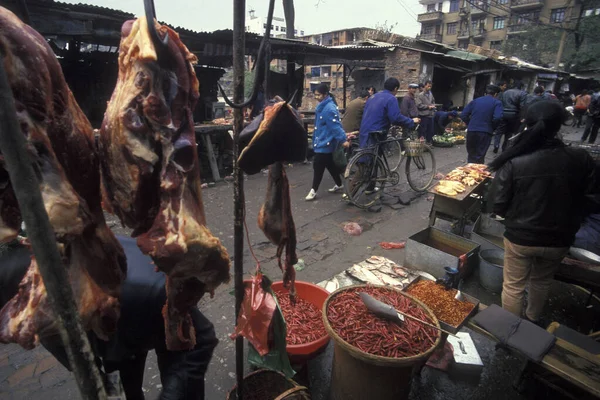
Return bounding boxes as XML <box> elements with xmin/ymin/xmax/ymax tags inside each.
<box><xmin>0</xmin><ymin>7</ymin><xmax>126</xmax><ymax>349</ymax></box>
<box><xmin>258</xmin><ymin>162</ymin><xmax>297</xmax><ymax>297</ymax></box>
<box><xmin>99</xmin><ymin>17</ymin><xmax>230</xmax><ymax>350</ymax></box>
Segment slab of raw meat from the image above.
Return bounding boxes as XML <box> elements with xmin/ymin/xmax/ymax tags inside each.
<box><xmin>0</xmin><ymin>7</ymin><xmax>126</xmax><ymax>349</ymax></box>
<box><xmin>99</xmin><ymin>17</ymin><xmax>230</xmax><ymax>350</ymax></box>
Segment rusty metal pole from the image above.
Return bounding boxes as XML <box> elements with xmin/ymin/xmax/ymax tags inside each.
<box><xmin>0</xmin><ymin>51</ymin><xmax>106</xmax><ymax>399</ymax></box>
<box><xmin>232</xmin><ymin>0</ymin><xmax>246</xmax><ymax>398</ymax></box>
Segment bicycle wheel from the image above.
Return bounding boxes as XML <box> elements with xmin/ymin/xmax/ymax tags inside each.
<box><xmin>405</xmin><ymin>146</ymin><xmax>436</xmax><ymax>192</ymax></box>
<box><xmin>383</xmin><ymin>139</ymin><xmax>402</xmax><ymax>172</ymax></box>
<box><xmin>343</xmin><ymin>151</ymin><xmax>387</xmax><ymax>209</ymax></box>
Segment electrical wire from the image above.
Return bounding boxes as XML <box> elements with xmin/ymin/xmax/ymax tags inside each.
<box><xmin>396</xmin><ymin>0</ymin><xmax>420</xmax><ymax>22</ymax></box>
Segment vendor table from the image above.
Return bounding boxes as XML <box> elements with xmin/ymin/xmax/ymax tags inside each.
<box><xmin>194</xmin><ymin>124</ymin><xmax>233</xmax><ymax>182</ymax></box>
<box><xmin>428</xmin><ymin>179</ymin><xmax>489</xmax><ymax>235</ymax></box>
<box><xmin>467</xmin><ymin>304</ymin><xmax>600</xmax><ymax>398</ymax></box>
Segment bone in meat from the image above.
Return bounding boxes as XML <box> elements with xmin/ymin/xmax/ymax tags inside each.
<box><xmin>258</xmin><ymin>162</ymin><xmax>298</xmax><ymax>298</ymax></box>
<box><xmin>99</xmin><ymin>17</ymin><xmax>230</xmax><ymax>350</ymax></box>
<box><xmin>0</xmin><ymin>7</ymin><xmax>126</xmax><ymax>349</ymax></box>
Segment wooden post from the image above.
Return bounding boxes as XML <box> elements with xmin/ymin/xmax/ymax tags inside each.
<box><xmin>343</xmin><ymin>63</ymin><xmax>347</xmax><ymax>109</ymax></box>
<box><xmin>0</xmin><ymin>43</ymin><xmax>106</xmax><ymax>400</ymax></box>
<box><xmin>283</xmin><ymin>0</ymin><xmax>296</xmax><ymax>106</ymax></box>
<box><xmin>232</xmin><ymin>0</ymin><xmax>246</xmax><ymax>398</ymax></box>
<box><xmin>555</xmin><ymin>30</ymin><xmax>568</xmax><ymax>70</ymax></box>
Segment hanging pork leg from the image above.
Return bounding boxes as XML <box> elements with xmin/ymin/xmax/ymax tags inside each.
<box><xmin>258</xmin><ymin>162</ymin><xmax>298</xmax><ymax>299</ymax></box>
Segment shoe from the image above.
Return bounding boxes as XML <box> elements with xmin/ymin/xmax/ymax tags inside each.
<box><xmin>364</xmin><ymin>187</ymin><xmax>380</xmax><ymax>195</ymax></box>
<box><xmin>493</xmin><ymin>147</ymin><xmax>499</xmax><ymax>154</ymax></box>
<box><xmin>305</xmin><ymin>189</ymin><xmax>317</xmax><ymax>201</ymax></box>
<box><xmin>328</xmin><ymin>184</ymin><xmax>343</xmax><ymax>193</ymax></box>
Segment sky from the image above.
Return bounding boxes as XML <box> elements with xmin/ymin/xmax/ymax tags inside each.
<box><xmin>76</xmin><ymin>0</ymin><xmax>423</xmax><ymax>37</ymax></box>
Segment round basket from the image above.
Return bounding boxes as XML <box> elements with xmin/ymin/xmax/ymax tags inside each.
<box><xmin>405</xmin><ymin>140</ymin><xmax>425</xmax><ymax>157</ymax></box>
<box><xmin>226</xmin><ymin>370</ymin><xmax>311</xmax><ymax>400</ymax></box>
<box><xmin>432</xmin><ymin>141</ymin><xmax>453</xmax><ymax>148</ymax></box>
<box><xmin>453</xmin><ymin>139</ymin><xmax>466</xmax><ymax>145</ymax></box>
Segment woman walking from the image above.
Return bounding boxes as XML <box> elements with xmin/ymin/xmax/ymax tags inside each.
<box><xmin>490</xmin><ymin>101</ymin><xmax>599</xmax><ymax>323</ymax></box>
<box><xmin>306</xmin><ymin>84</ymin><xmax>349</xmax><ymax>201</ymax></box>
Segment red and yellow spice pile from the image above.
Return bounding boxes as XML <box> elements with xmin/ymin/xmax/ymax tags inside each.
<box><xmin>406</xmin><ymin>280</ymin><xmax>475</xmax><ymax>327</ymax></box>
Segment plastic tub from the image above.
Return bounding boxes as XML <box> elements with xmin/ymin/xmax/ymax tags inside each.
<box><xmin>272</xmin><ymin>281</ymin><xmax>330</xmax><ymax>365</ymax></box>
<box><xmin>323</xmin><ymin>285</ymin><xmax>441</xmax><ymax>400</ymax></box>
<box><xmin>479</xmin><ymin>249</ymin><xmax>505</xmax><ymax>293</ymax></box>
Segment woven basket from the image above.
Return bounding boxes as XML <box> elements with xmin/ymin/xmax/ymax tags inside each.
<box><xmin>226</xmin><ymin>370</ymin><xmax>311</xmax><ymax>400</ymax></box>
<box><xmin>405</xmin><ymin>140</ymin><xmax>425</xmax><ymax>157</ymax></box>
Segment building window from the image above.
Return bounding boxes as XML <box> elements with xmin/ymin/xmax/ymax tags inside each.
<box><xmin>438</xmin><ymin>2</ymin><xmax>443</xmax><ymax>10</ymax></box>
<box><xmin>551</xmin><ymin>8</ymin><xmax>566</xmax><ymax>23</ymax></box>
<box><xmin>427</xmin><ymin>3</ymin><xmax>436</xmax><ymax>11</ymax></box>
<box><xmin>514</xmin><ymin>11</ymin><xmax>539</xmax><ymax>25</ymax></box>
<box><xmin>493</xmin><ymin>17</ymin><xmax>505</xmax><ymax>30</ymax></box>
<box><xmin>281</xmin><ymin>27</ymin><xmax>286</xmax><ymax>32</ymax></box>
<box><xmin>458</xmin><ymin>39</ymin><xmax>469</xmax><ymax>49</ymax></box>
<box><xmin>311</xmin><ymin>67</ymin><xmax>321</xmax><ymax>77</ymax></box>
<box><xmin>263</xmin><ymin>24</ymin><xmax>267</xmax><ymax>28</ymax></box>
<box><xmin>301</xmin><ymin>31</ymin><xmax>305</xmax><ymax>35</ymax></box>
<box><xmin>472</xmin><ymin>18</ymin><xmax>484</xmax><ymax>30</ymax></box>
<box><xmin>447</xmin><ymin>22</ymin><xmax>458</xmax><ymax>34</ymax></box>
<box><xmin>490</xmin><ymin>40</ymin><xmax>503</xmax><ymax>49</ymax></box>
<box><xmin>422</xmin><ymin>25</ymin><xmax>434</xmax><ymax>35</ymax></box>
<box><xmin>275</xmin><ymin>26</ymin><xmax>279</xmax><ymax>31</ymax></box>
<box><xmin>497</xmin><ymin>0</ymin><xmax>508</xmax><ymax>4</ymax></box>
<box><xmin>474</xmin><ymin>39</ymin><xmax>483</xmax><ymax>46</ymax></box>
<box><xmin>450</xmin><ymin>0</ymin><xmax>460</xmax><ymax>12</ymax></box>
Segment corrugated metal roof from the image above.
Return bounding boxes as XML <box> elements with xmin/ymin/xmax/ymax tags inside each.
<box><xmin>445</xmin><ymin>50</ymin><xmax>488</xmax><ymax>61</ymax></box>
<box><xmin>54</xmin><ymin>1</ymin><xmax>134</xmax><ymax>18</ymax></box>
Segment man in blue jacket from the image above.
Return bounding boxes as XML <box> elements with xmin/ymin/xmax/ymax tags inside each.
<box><xmin>461</xmin><ymin>85</ymin><xmax>503</xmax><ymax>164</ymax></box>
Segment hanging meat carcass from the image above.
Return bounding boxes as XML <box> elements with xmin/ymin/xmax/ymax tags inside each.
<box><xmin>0</xmin><ymin>8</ymin><xmax>127</xmax><ymax>349</ymax></box>
<box><xmin>98</xmin><ymin>17</ymin><xmax>230</xmax><ymax>350</ymax></box>
<box><xmin>258</xmin><ymin>162</ymin><xmax>298</xmax><ymax>298</ymax></box>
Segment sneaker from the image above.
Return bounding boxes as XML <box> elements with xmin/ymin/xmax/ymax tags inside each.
<box><xmin>328</xmin><ymin>184</ymin><xmax>343</xmax><ymax>193</ymax></box>
<box><xmin>364</xmin><ymin>187</ymin><xmax>380</xmax><ymax>195</ymax></box>
<box><xmin>305</xmin><ymin>189</ymin><xmax>317</xmax><ymax>201</ymax></box>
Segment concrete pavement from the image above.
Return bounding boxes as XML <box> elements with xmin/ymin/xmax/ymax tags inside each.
<box><xmin>1</xmin><ymin>125</ymin><xmax>598</xmax><ymax>399</ymax></box>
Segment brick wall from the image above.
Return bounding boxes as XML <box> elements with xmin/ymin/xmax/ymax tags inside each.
<box><xmin>384</xmin><ymin>48</ymin><xmax>423</xmax><ymax>90</ymax></box>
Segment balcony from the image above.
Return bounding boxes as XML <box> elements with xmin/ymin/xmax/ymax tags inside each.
<box><xmin>417</xmin><ymin>11</ymin><xmax>444</xmax><ymax>23</ymax></box>
<box><xmin>510</xmin><ymin>0</ymin><xmax>543</xmax><ymax>10</ymax></box>
<box><xmin>470</xmin><ymin>3</ymin><xmax>489</xmax><ymax>15</ymax></box>
<box><xmin>417</xmin><ymin>32</ymin><xmax>443</xmax><ymax>42</ymax></box>
<box><xmin>457</xmin><ymin>28</ymin><xmax>486</xmax><ymax>39</ymax></box>
<box><xmin>457</xmin><ymin>30</ymin><xmax>469</xmax><ymax>39</ymax></box>
<box><xmin>507</xmin><ymin>24</ymin><xmax>529</xmax><ymax>34</ymax></box>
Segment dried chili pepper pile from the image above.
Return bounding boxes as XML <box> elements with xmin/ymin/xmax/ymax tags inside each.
<box><xmin>406</xmin><ymin>280</ymin><xmax>475</xmax><ymax>326</ymax></box>
<box><xmin>275</xmin><ymin>290</ymin><xmax>326</xmax><ymax>345</ymax></box>
<box><xmin>326</xmin><ymin>287</ymin><xmax>439</xmax><ymax>358</ymax></box>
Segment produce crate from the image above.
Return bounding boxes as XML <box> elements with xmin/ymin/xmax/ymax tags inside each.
<box><xmin>402</xmin><ymin>275</ymin><xmax>480</xmax><ymax>334</ymax></box>
<box><xmin>471</xmin><ymin>214</ymin><xmax>505</xmax><ymax>251</ymax></box>
<box><xmin>404</xmin><ymin>227</ymin><xmax>480</xmax><ymax>279</ymax></box>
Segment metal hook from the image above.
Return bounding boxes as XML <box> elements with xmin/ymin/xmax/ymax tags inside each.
<box><xmin>218</xmin><ymin>0</ymin><xmax>275</xmax><ymax>109</ymax></box>
<box><xmin>144</xmin><ymin>0</ymin><xmax>169</xmax><ymax>53</ymax></box>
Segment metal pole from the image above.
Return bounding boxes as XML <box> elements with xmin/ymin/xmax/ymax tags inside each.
<box><xmin>0</xmin><ymin>52</ymin><xmax>106</xmax><ymax>399</ymax></box>
<box><xmin>343</xmin><ymin>64</ymin><xmax>347</xmax><ymax>109</ymax></box>
<box><xmin>232</xmin><ymin>0</ymin><xmax>246</xmax><ymax>398</ymax></box>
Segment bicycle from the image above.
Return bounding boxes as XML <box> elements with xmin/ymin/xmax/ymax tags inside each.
<box><xmin>343</xmin><ymin>128</ymin><xmax>436</xmax><ymax>209</ymax></box>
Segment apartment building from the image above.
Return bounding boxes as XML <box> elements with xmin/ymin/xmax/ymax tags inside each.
<box><xmin>245</xmin><ymin>9</ymin><xmax>305</xmax><ymax>36</ymax></box>
<box><xmin>416</xmin><ymin>0</ymin><xmax>584</xmax><ymax>50</ymax></box>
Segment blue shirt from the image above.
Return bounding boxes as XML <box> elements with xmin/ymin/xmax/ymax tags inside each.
<box><xmin>461</xmin><ymin>95</ymin><xmax>503</xmax><ymax>134</ymax></box>
<box><xmin>359</xmin><ymin>90</ymin><xmax>415</xmax><ymax>147</ymax></box>
<box><xmin>312</xmin><ymin>96</ymin><xmax>347</xmax><ymax>153</ymax></box>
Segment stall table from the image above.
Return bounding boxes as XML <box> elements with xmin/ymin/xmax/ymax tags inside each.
<box><xmin>194</xmin><ymin>124</ymin><xmax>233</xmax><ymax>182</ymax></box>
<box><xmin>467</xmin><ymin>304</ymin><xmax>600</xmax><ymax>398</ymax></box>
<box><xmin>428</xmin><ymin>179</ymin><xmax>489</xmax><ymax>235</ymax></box>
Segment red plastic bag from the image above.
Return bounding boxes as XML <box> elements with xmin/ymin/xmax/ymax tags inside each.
<box><xmin>343</xmin><ymin>222</ymin><xmax>362</xmax><ymax>236</ymax></box>
<box><xmin>379</xmin><ymin>241</ymin><xmax>406</xmax><ymax>250</ymax></box>
<box><xmin>230</xmin><ymin>272</ymin><xmax>276</xmax><ymax>356</ymax></box>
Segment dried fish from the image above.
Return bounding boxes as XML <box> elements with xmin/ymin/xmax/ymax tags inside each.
<box><xmin>370</xmin><ymin>270</ymin><xmax>404</xmax><ymax>287</ymax></box>
<box><xmin>347</xmin><ymin>265</ymin><xmax>384</xmax><ymax>285</ymax></box>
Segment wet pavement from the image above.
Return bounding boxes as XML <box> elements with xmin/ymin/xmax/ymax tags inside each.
<box><xmin>1</xmin><ymin>125</ymin><xmax>598</xmax><ymax>400</ymax></box>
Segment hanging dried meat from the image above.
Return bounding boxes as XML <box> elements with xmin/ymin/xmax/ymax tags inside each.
<box><xmin>0</xmin><ymin>7</ymin><xmax>126</xmax><ymax>349</ymax></box>
<box><xmin>98</xmin><ymin>17</ymin><xmax>230</xmax><ymax>350</ymax></box>
<box><xmin>239</xmin><ymin>100</ymin><xmax>307</xmax><ymax>175</ymax></box>
<box><xmin>258</xmin><ymin>162</ymin><xmax>297</xmax><ymax>298</ymax></box>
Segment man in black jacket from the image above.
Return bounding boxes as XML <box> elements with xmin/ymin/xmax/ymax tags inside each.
<box><xmin>493</xmin><ymin>81</ymin><xmax>527</xmax><ymax>154</ymax></box>
<box><xmin>490</xmin><ymin>101</ymin><xmax>599</xmax><ymax>323</ymax></box>
<box><xmin>0</xmin><ymin>236</ymin><xmax>218</xmax><ymax>400</ymax></box>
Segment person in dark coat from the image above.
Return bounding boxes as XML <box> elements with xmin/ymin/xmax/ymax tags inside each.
<box><xmin>0</xmin><ymin>236</ymin><xmax>218</xmax><ymax>400</ymax></box>
<box><xmin>433</xmin><ymin>110</ymin><xmax>458</xmax><ymax>136</ymax></box>
<box><xmin>342</xmin><ymin>90</ymin><xmax>369</xmax><ymax>133</ymax></box>
<box><xmin>494</xmin><ymin>81</ymin><xmax>527</xmax><ymax>153</ymax></box>
<box><xmin>400</xmin><ymin>83</ymin><xmax>419</xmax><ymax>118</ymax></box>
<box><xmin>490</xmin><ymin>100</ymin><xmax>599</xmax><ymax>323</ymax></box>
<box><xmin>416</xmin><ymin>80</ymin><xmax>436</xmax><ymax>144</ymax></box>
<box><xmin>460</xmin><ymin>85</ymin><xmax>503</xmax><ymax>164</ymax></box>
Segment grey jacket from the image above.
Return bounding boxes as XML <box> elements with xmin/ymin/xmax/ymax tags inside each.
<box><xmin>416</xmin><ymin>91</ymin><xmax>436</xmax><ymax>117</ymax></box>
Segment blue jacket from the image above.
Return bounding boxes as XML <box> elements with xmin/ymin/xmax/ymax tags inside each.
<box><xmin>359</xmin><ymin>90</ymin><xmax>415</xmax><ymax>147</ymax></box>
<box><xmin>461</xmin><ymin>95</ymin><xmax>503</xmax><ymax>134</ymax></box>
<box><xmin>574</xmin><ymin>213</ymin><xmax>600</xmax><ymax>256</ymax></box>
<box><xmin>313</xmin><ymin>96</ymin><xmax>347</xmax><ymax>153</ymax></box>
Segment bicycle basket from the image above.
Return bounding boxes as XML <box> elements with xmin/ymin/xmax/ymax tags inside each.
<box><xmin>405</xmin><ymin>140</ymin><xmax>425</xmax><ymax>156</ymax></box>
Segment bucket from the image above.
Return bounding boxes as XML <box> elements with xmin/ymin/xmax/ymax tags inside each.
<box><xmin>479</xmin><ymin>249</ymin><xmax>505</xmax><ymax>293</ymax></box>
<box><xmin>226</xmin><ymin>369</ymin><xmax>311</xmax><ymax>400</ymax></box>
<box><xmin>323</xmin><ymin>285</ymin><xmax>441</xmax><ymax>400</ymax></box>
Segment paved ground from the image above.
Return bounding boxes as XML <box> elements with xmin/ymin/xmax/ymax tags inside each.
<box><xmin>1</xmin><ymin>125</ymin><xmax>598</xmax><ymax>400</ymax></box>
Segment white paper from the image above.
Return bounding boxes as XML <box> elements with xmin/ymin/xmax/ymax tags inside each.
<box><xmin>447</xmin><ymin>332</ymin><xmax>483</xmax><ymax>366</ymax></box>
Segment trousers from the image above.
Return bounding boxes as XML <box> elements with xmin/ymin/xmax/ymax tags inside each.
<box><xmin>312</xmin><ymin>152</ymin><xmax>342</xmax><ymax>191</ymax></box>
<box><xmin>502</xmin><ymin>238</ymin><xmax>568</xmax><ymax>321</ymax></box>
<box><xmin>581</xmin><ymin>116</ymin><xmax>600</xmax><ymax>144</ymax></box>
<box><xmin>466</xmin><ymin>131</ymin><xmax>492</xmax><ymax>164</ymax></box>
<box><xmin>493</xmin><ymin>115</ymin><xmax>521</xmax><ymax>151</ymax></box>
<box><xmin>418</xmin><ymin>117</ymin><xmax>434</xmax><ymax>143</ymax></box>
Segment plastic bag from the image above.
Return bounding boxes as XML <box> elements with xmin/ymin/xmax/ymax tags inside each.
<box><xmin>230</xmin><ymin>272</ymin><xmax>276</xmax><ymax>356</ymax></box>
<box><xmin>379</xmin><ymin>241</ymin><xmax>406</xmax><ymax>250</ymax></box>
<box><xmin>343</xmin><ymin>222</ymin><xmax>362</xmax><ymax>236</ymax></box>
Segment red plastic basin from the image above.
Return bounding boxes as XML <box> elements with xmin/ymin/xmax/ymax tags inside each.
<box><xmin>271</xmin><ymin>280</ymin><xmax>331</xmax><ymax>365</ymax></box>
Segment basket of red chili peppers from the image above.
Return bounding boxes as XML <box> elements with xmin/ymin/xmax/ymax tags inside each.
<box><xmin>323</xmin><ymin>285</ymin><xmax>442</xmax><ymax>400</ymax></box>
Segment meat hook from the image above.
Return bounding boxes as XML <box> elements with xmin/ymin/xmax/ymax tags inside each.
<box><xmin>218</xmin><ymin>0</ymin><xmax>275</xmax><ymax>109</ymax></box>
<box><xmin>144</xmin><ymin>0</ymin><xmax>169</xmax><ymax>53</ymax></box>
